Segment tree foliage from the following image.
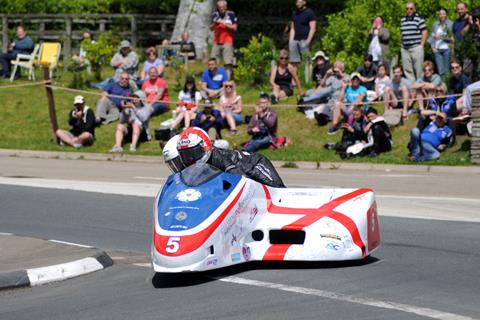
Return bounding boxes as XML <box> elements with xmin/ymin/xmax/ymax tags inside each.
<box><xmin>321</xmin><ymin>0</ymin><xmax>459</xmax><ymax>72</ymax></box>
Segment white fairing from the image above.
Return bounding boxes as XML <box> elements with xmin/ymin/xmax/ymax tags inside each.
<box><xmin>152</xmin><ymin>170</ymin><xmax>380</xmax><ymax>273</ymax></box>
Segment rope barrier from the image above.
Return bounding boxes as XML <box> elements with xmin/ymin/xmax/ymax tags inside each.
<box><xmin>1</xmin><ymin>80</ymin><xmax>464</xmax><ymax>110</ymax></box>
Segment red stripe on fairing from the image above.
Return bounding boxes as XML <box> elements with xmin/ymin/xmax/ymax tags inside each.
<box><xmin>262</xmin><ymin>186</ymin><xmax>370</xmax><ymax>260</ymax></box>
<box><xmin>154</xmin><ymin>182</ymin><xmax>246</xmax><ymax>256</ymax></box>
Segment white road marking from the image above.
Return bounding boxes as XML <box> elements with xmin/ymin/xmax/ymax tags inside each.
<box><xmin>49</xmin><ymin>239</ymin><xmax>93</xmax><ymax>248</ymax></box>
<box><xmin>134</xmin><ymin>176</ymin><xmax>166</xmax><ymax>181</ymax></box>
<box><xmin>0</xmin><ymin>232</ymin><xmax>13</xmax><ymax>235</ymax></box>
<box><xmin>217</xmin><ymin>276</ymin><xmax>476</xmax><ymax>320</ymax></box>
<box><xmin>132</xmin><ymin>263</ymin><xmax>151</xmax><ymax>268</ymax></box>
<box><xmin>378</xmin><ymin>194</ymin><xmax>480</xmax><ymax>203</ymax></box>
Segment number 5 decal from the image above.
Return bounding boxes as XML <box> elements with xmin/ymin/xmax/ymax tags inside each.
<box><xmin>166</xmin><ymin>237</ymin><xmax>180</xmax><ymax>253</ymax></box>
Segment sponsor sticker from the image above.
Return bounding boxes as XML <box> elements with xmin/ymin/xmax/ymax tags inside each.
<box><xmin>231</xmin><ymin>253</ymin><xmax>241</xmax><ymax>262</ymax></box>
<box><xmin>249</xmin><ymin>205</ymin><xmax>259</xmax><ymax>223</ymax></box>
<box><xmin>169</xmin><ymin>225</ymin><xmax>188</xmax><ymax>230</ymax></box>
<box><xmin>175</xmin><ymin>211</ymin><xmax>188</xmax><ymax>221</ymax></box>
<box><xmin>320</xmin><ymin>234</ymin><xmax>342</xmax><ymax>241</ymax></box>
<box><xmin>242</xmin><ymin>246</ymin><xmax>251</xmax><ymax>261</ymax></box>
<box><xmin>205</xmin><ymin>257</ymin><xmax>219</xmax><ymax>267</ymax></box>
<box><xmin>175</xmin><ymin>189</ymin><xmax>202</xmax><ymax>202</ymax></box>
<box><xmin>325</xmin><ymin>242</ymin><xmax>341</xmax><ymax>251</ymax></box>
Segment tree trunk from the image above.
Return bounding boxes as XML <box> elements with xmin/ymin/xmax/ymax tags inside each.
<box><xmin>172</xmin><ymin>0</ymin><xmax>215</xmax><ymax>60</ymax></box>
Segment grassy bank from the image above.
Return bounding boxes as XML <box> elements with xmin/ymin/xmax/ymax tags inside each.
<box><xmin>0</xmin><ymin>62</ymin><xmax>471</xmax><ymax>165</ymax></box>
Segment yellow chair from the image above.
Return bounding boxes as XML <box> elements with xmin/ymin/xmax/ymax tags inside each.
<box><xmin>9</xmin><ymin>44</ymin><xmax>40</xmax><ymax>82</ymax></box>
<box><xmin>37</xmin><ymin>42</ymin><xmax>62</xmax><ymax>79</ymax></box>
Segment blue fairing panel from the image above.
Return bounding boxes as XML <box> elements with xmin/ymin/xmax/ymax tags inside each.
<box><xmin>157</xmin><ymin>171</ymin><xmax>242</xmax><ymax>231</ymax></box>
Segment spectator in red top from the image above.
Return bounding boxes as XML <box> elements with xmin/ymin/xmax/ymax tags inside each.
<box><xmin>210</xmin><ymin>0</ymin><xmax>238</xmax><ymax>78</ymax></box>
<box><xmin>141</xmin><ymin>67</ymin><xmax>169</xmax><ymax>116</ymax></box>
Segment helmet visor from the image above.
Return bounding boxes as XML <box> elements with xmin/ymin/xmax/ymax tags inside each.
<box><xmin>166</xmin><ymin>156</ymin><xmax>185</xmax><ymax>173</ymax></box>
<box><xmin>178</xmin><ymin>143</ymin><xmax>205</xmax><ymax>167</ymax></box>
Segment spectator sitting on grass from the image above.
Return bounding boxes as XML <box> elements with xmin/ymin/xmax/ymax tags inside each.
<box><xmin>412</xmin><ymin>60</ymin><xmax>442</xmax><ymax>112</ymax></box>
<box><xmin>141</xmin><ymin>67</ymin><xmax>169</xmax><ymax>116</ymax></box>
<box><xmin>311</xmin><ymin>50</ymin><xmax>331</xmax><ymax>88</ymax></box>
<box><xmin>191</xmin><ymin>100</ymin><xmax>225</xmax><ymax>140</ymax></box>
<box><xmin>245</xmin><ymin>93</ymin><xmax>278</xmax><ymax>152</ymax></box>
<box><xmin>383</xmin><ymin>64</ymin><xmax>412</xmax><ymax>120</ymax></box>
<box><xmin>449</xmin><ymin>59</ymin><xmax>471</xmax><ymax>111</ymax></box>
<box><xmin>219</xmin><ymin>80</ymin><xmax>243</xmax><ymax>135</ymax></box>
<box><xmin>56</xmin><ymin>95</ymin><xmax>95</xmax><ymax>148</ymax></box>
<box><xmin>140</xmin><ymin>47</ymin><xmax>165</xmax><ymax>82</ymax></box>
<box><xmin>363</xmin><ymin>107</ymin><xmax>392</xmax><ymax>157</ymax></box>
<box><xmin>110</xmin><ymin>91</ymin><xmax>153</xmax><ymax>153</ymax></box>
<box><xmin>328</xmin><ymin>72</ymin><xmax>368</xmax><ymax>135</ymax></box>
<box><xmin>111</xmin><ymin>40</ymin><xmax>139</xmax><ymax>82</ymax></box>
<box><xmin>171</xmin><ymin>76</ymin><xmax>202</xmax><ymax>130</ymax></box>
<box><xmin>373</xmin><ymin>63</ymin><xmax>390</xmax><ymax>100</ymax></box>
<box><xmin>96</xmin><ymin>72</ymin><xmax>133</xmax><ymax>124</ymax></box>
<box><xmin>200</xmin><ymin>58</ymin><xmax>229</xmax><ymax>100</ymax></box>
<box><xmin>408</xmin><ymin>111</ymin><xmax>452</xmax><ymax>162</ymax></box>
<box><xmin>270</xmin><ymin>49</ymin><xmax>303</xmax><ymax>104</ymax></box>
<box><xmin>356</xmin><ymin>54</ymin><xmax>377</xmax><ymax>91</ymax></box>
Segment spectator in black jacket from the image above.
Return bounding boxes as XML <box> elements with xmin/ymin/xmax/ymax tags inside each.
<box><xmin>56</xmin><ymin>96</ymin><xmax>95</xmax><ymax>148</ymax></box>
<box><xmin>364</xmin><ymin>108</ymin><xmax>392</xmax><ymax>156</ymax></box>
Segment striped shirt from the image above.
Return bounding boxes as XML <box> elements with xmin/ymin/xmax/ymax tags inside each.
<box><xmin>400</xmin><ymin>14</ymin><xmax>426</xmax><ymax>48</ymax></box>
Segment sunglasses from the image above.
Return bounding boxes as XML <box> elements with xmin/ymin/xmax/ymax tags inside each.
<box><xmin>279</xmin><ymin>57</ymin><xmax>288</xmax><ymax>60</ymax></box>
<box><xmin>225</xmin><ymin>85</ymin><xmax>233</xmax><ymax>88</ymax></box>
<box><xmin>406</xmin><ymin>7</ymin><xmax>414</xmax><ymax>11</ymax></box>
<box><xmin>120</xmin><ymin>77</ymin><xmax>129</xmax><ymax>80</ymax></box>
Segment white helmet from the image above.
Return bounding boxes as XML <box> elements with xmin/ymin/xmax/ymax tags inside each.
<box><xmin>162</xmin><ymin>135</ymin><xmax>185</xmax><ymax>173</ymax></box>
<box><xmin>177</xmin><ymin>127</ymin><xmax>213</xmax><ymax>167</ymax></box>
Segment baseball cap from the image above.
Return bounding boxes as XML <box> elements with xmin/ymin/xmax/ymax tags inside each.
<box><xmin>120</xmin><ymin>40</ymin><xmax>131</xmax><ymax>49</ymax></box>
<box><xmin>350</xmin><ymin>72</ymin><xmax>361</xmax><ymax>80</ymax></box>
<box><xmin>312</xmin><ymin>50</ymin><xmax>329</xmax><ymax>61</ymax></box>
<box><xmin>74</xmin><ymin>95</ymin><xmax>85</xmax><ymax>104</ymax></box>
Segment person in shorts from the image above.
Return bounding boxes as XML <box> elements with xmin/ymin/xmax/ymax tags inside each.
<box><xmin>288</xmin><ymin>0</ymin><xmax>316</xmax><ymax>65</ymax></box>
<box><xmin>56</xmin><ymin>96</ymin><xmax>95</xmax><ymax>148</ymax></box>
<box><xmin>210</xmin><ymin>0</ymin><xmax>237</xmax><ymax>78</ymax></box>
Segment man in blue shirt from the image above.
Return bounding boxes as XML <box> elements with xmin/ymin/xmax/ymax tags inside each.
<box><xmin>200</xmin><ymin>58</ymin><xmax>229</xmax><ymax>99</ymax></box>
<box><xmin>95</xmin><ymin>72</ymin><xmax>133</xmax><ymax>124</ymax></box>
<box><xmin>328</xmin><ymin>72</ymin><xmax>368</xmax><ymax>134</ymax></box>
<box><xmin>0</xmin><ymin>25</ymin><xmax>35</xmax><ymax>78</ymax></box>
<box><xmin>408</xmin><ymin>112</ymin><xmax>452</xmax><ymax>162</ymax></box>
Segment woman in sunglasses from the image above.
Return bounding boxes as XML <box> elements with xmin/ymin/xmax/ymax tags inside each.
<box><xmin>140</xmin><ymin>47</ymin><xmax>165</xmax><ymax>82</ymax></box>
<box><xmin>219</xmin><ymin>81</ymin><xmax>243</xmax><ymax>135</ymax></box>
<box><xmin>269</xmin><ymin>49</ymin><xmax>303</xmax><ymax>104</ymax></box>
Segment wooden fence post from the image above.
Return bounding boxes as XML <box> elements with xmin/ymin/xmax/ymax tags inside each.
<box><xmin>2</xmin><ymin>16</ymin><xmax>8</xmax><ymax>53</ymax></box>
<box><xmin>471</xmin><ymin>89</ymin><xmax>480</xmax><ymax>165</ymax></box>
<box><xmin>43</xmin><ymin>68</ymin><xmax>59</xmax><ymax>144</ymax></box>
<box><xmin>65</xmin><ymin>16</ymin><xmax>72</xmax><ymax>58</ymax></box>
<box><xmin>130</xmin><ymin>16</ymin><xmax>137</xmax><ymax>48</ymax></box>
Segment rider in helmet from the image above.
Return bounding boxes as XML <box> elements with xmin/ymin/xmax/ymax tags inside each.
<box><xmin>162</xmin><ymin>134</ymin><xmax>185</xmax><ymax>173</ymax></box>
<box><xmin>173</xmin><ymin>127</ymin><xmax>285</xmax><ymax>188</ymax></box>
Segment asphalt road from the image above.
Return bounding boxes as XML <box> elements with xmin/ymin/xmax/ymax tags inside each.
<box><xmin>0</xmin><ymin>157</ymin><xmax>479</xmax><ymax>319</ymax></box>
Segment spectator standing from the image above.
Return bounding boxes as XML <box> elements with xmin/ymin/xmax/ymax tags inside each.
<box><xmin>56</xmin><ymin>96</ymin><xmax>95</xmax><ymax>148</ymax></box>
<box><xmin>400</xmin><ymin>2</ymin><xmax>427</xmax><ymax>82</ymax></box>
<box><xmin>270</xmin><ymin>49</ymin><xmax>303</xmax><ymax>104</ymax></box>
<box><xmin>141</xmin><ymin>67</ymin><xmax>169</xmax><ymax>116</ymax></box>
<box><xmin>73</xmin><ymin>31</ymin><xmax>94</xmax><ymax>72</ymax></box>
<box><xmin>368</xmin><ymin>16</ymin><xmax>390</xmax><ymax>69</ymax></box>
<box><xmin>171</xmin><ymin>76</ymin><xmax>202</xmax><ymax>130</ymax></box>
<box><xmin>384</xmin><ymin>65</ymin><xmax>412</xmax><ymax>119</ymax></box>
<box><xmin>412</xmin><ymin>61</ymin><xmax>442</xmax><ymax>111</ymax></box>
<box><xmin>200</xmin><ymin>58</ymin><xmax>229</xmax><ymax>100</ymax></box>
<box><xmin>0</xmin><ymin>25</ymin><xmax>35</xmax><ymax>78</ymax></box>
<box><xmin>428</xmin><ymin>8</ymin><xmax>453</xmax><ymax>77</ymax></box>
<box><xmin>110</xmin><ymin>91</ymin><xmax>153</xmax><ymax>153</ymax></box>
<box><xmin>210</xmin><ymin>0</ymin><xmax>237</xmax><ymax>78</ymax></box>
<box><xmin>191</xmin><ymin>101</ymin><xmax>225</xmax><ymax>140</ymax></box>
<box><xmin>311</xmin><ymin>50</ymin><xmax>331</xmax><ymax>87</ymax></box>
<box><xmin>245</xmin><ymin>94</ymin><xmax>278</xmax><ymax>152</ymax></box>
<box><xmin>408</xmin><ymin>112</ymin><xmax>452</xmax><ymax>162</ymax></box>
<box><xmin>453</xmin><ymin>2</ymin><xmax>470</xmax><ymax>42</ymax></box>
<box><xmin>110</xmin><ymin>40</ymin><xmax>139</xmax><ymax>82</ymax></box>
<box><xmin>140</xmin><ymin>47</ymin><xmax>165</xmax><ymax>82</ymax></box>
<box><xmin>461</xmin><ymin>7</ymin><xmax>480</xmax><ymax>81</ymax></box>
<box><xmin>219</xmin><ymin>81</ymin><xmax>243</xmax><ymax>135</ymax></box>
<box><xmin>96</xmin><ymin>72</ymin><xmax>133</xmax><ymax>124</ymax></box>
<box><xmin>356</xmin><ymin>54</ymin><xmax>377</xmax><ymax>91</ymax></box>
<box><xmin>289</xmin><ymin>0</ymin><xmax>317</xmax><ymax>65</ymax></box>
<box><xmin>328</xmin><ymin>72</ymin><xmax>368</xmax><ymax>134</ymax></box>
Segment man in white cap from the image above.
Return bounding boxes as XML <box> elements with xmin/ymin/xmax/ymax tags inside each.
<box><xmin>311</xmin><ymin>50</ymin><xmax>331</xmax><ymax>86</ymax></box>
<box><xmin>56</xmin><ymin>95</ymin><xmax>95</xmax><ymax>148</ymax></box>
<box><xmin>110</xmin><ymin>40</ymin><xmax>139</xmax><ymax>81</ymax></box>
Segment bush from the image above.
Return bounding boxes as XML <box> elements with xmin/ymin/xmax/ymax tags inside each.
<box><xmin>81</xmin><ymin>32</ymin><xmax>119</xmax><ymax>80</ymax></box>
<box><xmin>234</xmin><ymin>34</ymin><xmax>277</xmax><ymax>87</ymax></box>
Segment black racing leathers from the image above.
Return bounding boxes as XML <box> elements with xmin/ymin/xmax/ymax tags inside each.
<box><xmin>208</xmin><ymin>147</ymin><xmax>285</xmax><ymax>188</ymax></box>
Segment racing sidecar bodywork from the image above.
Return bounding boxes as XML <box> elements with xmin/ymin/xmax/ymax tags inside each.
<box><xmin>152</xmin><ymin>164</ymin><xmax>380</xmax><ymax>273</ymax></box>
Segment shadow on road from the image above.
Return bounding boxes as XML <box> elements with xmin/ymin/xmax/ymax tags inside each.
<box><xmin>152</xmin><ymin>256</ymin><xmax>379</xmax><ymax>288</ymax></box>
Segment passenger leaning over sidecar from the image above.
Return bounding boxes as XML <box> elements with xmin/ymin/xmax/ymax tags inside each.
<box><xmin>162</xmin><ymin>127</ymin><xmax>285</xmax><ymax>188</ymax></box>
